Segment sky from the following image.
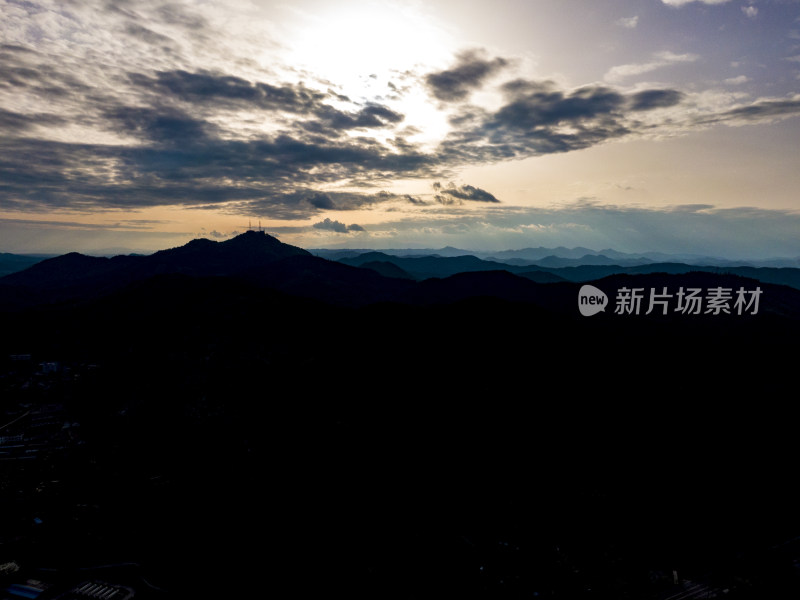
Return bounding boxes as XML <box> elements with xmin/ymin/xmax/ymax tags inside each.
<box><xmin>1</xmin><ymin>0</ymin><xmax>800</xmax><ymax>258</ymax></box>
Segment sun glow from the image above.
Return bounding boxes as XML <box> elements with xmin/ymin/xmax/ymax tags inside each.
<box><xmin>287</xmin><ymin>3</ymin><xmax>452</xmax><ymax>90</ymax></box>
<box><xmin>282</xmin><ymin>1</ymin><xmax>455</xmax><ymax>147</ymax></box>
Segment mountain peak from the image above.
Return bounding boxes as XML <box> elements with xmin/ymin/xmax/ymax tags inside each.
<box><xmin>221</xmin><ymin>230</ymin><xmax>311</xmax><ymax>259</ymax></box>
<box><xmin>147</xmin><ymin>230</ymin><xmax>310</xmax><ymax>274</ymax></box>
<box><xmin>223</xmin><ymin>229</ymin><xmax>285</xmax><ymax>248</ymax></box>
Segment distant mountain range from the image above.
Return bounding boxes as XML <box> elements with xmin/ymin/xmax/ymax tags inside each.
<box><xmin>4</xmin><ymin>241</ymin><xmax>799</xmax><ymax>280</ymax></box>
<box><xmin>311</xmin><ymin>245</ymin><xmax>800</xmax><ymax>268</ymax></box>
<box><xmin>0</xmin><ymin>231</ymin><xmax>411</xmax><ymax>309</ymax></box>
<box><xmin>333</xmin><ymin>249</ymin><xmax>800</xmax><ymax>290</ymax></box>
<box><xmin>3</xmin><ymin>231</ymin><xmax>799</xmax><ymax>318</ymax></box>
<box><xmin>0</xmin><ymin>252</ymin><xmax>57</xmax><ymax>277</ymax></box>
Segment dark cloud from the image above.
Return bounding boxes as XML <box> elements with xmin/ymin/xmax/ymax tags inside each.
<box><xmin>124</xmin><ymin>23</ymin><xmax>175</xmax><ymax>46</ymax></box>
<box><xmin>0</xmin><ymin>126</ymin><xmax>441</xmax><ymax>218</ymax></box>
<box><xmin>1</xmin><ymin>32</ymin><xmax>794</xmax><ymax>226</ymax></box>
<box><xmin>0</xmin><ymin>108</ymin><xmax>66</xmax><ymax>132</ymax></box>
<box><xmin>307</xmin><ymin>103</ymin><xmax>404</xmax><ymax>132</ymax></box>
<box><xmin>105</xmin><ymin>106</ymin><xmax>214</xmax><ymax>144</ymax></box>
<box><xmin>630</xmin><ymin>89</ymin><xmax>684</xmax><ymax>111</ymax></box>
<box><xmin>313</xmin><ymin>218</ymin><xmax>348</xmax><ymax>233</ymax></box>
<box><xmin>129</xmin><ymin>69</ymin><xmax>403</xmax><ymax>134</ymax></box>
<box><xmin>128</xmin><ymin>69</ymin><xmax>329</xmax><ymax>113</ymax></box>
<box><xmin>308</xmin><ymin>193</ymin><xmax>335</xmax><ymax>209</ymax></box>
<box><xmin>433</xmin><ymin>182</ymin><xmax>500</xmax><ymax>204</ymax></box>
<box><xmin>0</xmin><ymin>64</ymin><xmax>42</xmax><ymax>89</ymax></box>
<box><xmin>426</xmin><ymin>49</ymin><xmax>509</xmax><ymax>102</ymax></box>
<box><xmin>0</xmin><ymin>66</ymin><xmax>685</xmax><ymax>221</ymax></box>
<box><xmin>447</xmin><ymin>106</ymin><xmax>490</xmax><ymax>128</ymax></box>
<box><xmin>694</xmin><ymin>97</ymin><xmax>800</xmax><ymax>125</ymax></box>
<box><xmin>262</xmin><ymin>190</ymin><xmax>402</xmax><ymax>215</ymax></box>
<box><xmin>666</xmin><ymin>203</ymin><xmax>715</xmax><ymax>213</ymax></box>
<box><xmin>0</xmin><ymin>45</ymin><xmax>93</xmax><ymax>99</ymax></box>
<box><xmin>438</xmin><ymin>79</ymin><xmax>690</xmax><ymax>162</ymax></box>
<box><xmin>493</xmin><ymin>80</ymin><xmax>626</xmax><ymax>128</ymax></box>
<box><xmin>0</xmin><ymin>43</ymin><xmax>36</xmax><ymax>55</ymax></box>
<box><xmin>404</xmin><ymin>194</ymin><xmax>427</xmax><ymax>205</ymax></box>
<box><xmin>246</xmin><ymin>189</ymin><xmax>429</xmax><ymax>220</ymax></box>
<box><xmin>312</xmin><ymin>218</ymin><xmax>365</xmax><ymax>233</ymax></box>
<box><xmin>355</xmin><ymin>104</ymin><xmax>404</xmax><ymax>126</ymax></box>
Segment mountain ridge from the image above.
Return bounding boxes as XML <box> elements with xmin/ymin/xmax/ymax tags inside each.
<box><xmin>4</xmin><ymin>238</ymin><xmax>799</xmax><ymax>279</ymax></box>
<box><xmin>2</xmin><ymin>231</ymin><xmax>800</xmax><ymax>315</ymax></box>
<box><xmin>1</xmin><ymin>230</ymin><xmax>308</xmax><ymax>288</ymax></box>
<box><xmin>311</xmin><ymin>245</ymin><xmax>800</xmax><ymax>267</ymax></box>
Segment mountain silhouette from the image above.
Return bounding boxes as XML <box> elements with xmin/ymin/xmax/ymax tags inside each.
<box><xmin>337</xmin><ymin>251</ymin><xmax>569</xmax><ymax>281</ymax></box>
<box><xmin>3</xmin><ymin>232</ymin><xmax>800</xmax><ymax>318</ymax></box>
<box><xmin>0</xmin><ymin>252</ymin><xmax>54</xmax><ymax>277</ymax></box>
<box><xmin>150</xmin><ymin>229</ymin><xmax>310</xmax><ymax>269</ymax></box>
<box><xmin>2</xmin><ymin>233</ymin><xmax>800</xmax><ymax>599</ymax></box>
<box><xmin>0</xmin><ymin>230</ymin><xmax>344</xmax><ymax>306</ymax></box>
<box><xmin>516</xmin><ymin>261</ymin><xmax>800</xmax><ymax>289</ymax></box>
<box><xmin>3</xmin><ymin>230</ymin><xmax>308</xmax><ymax>288</ymax></box>
<box><xmin>520</xmin><ymin>253</ymin><xmax>653</xmax><ymax>268</ymax></box>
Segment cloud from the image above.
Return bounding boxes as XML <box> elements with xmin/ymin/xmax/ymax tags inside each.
<box><xmin>0</xmin><ymin>107</ymin><xmax>66</xmax><ymax>132</ymax></box>
<box><xmin>312</xmin><ymin>218</ymin><xmax>365</xmax><ymax>233</ymax></box>
<box><xmin>7</xmin><ymin>201</ymin><xmax>800</xmax><ymax>259</ymax></box>
<box><xmin>742</xmin><ymin>5</ymin><xmax>758</xmax><ymax>18</ymax></box>
<box><xmin>617</xmin><ymin>16</ymin><xmax>639</xmax><ymax>29</ymax></box>
<box><xmin>307</xmin><ymin>193</ymin><xmax>336</xmax><ymax>210</ymax></box>
<box><xmin>425</xmin><ymin>49</ymin><xmax>509</xmax><ymax>102</ymax></box>
<box><xmin>128</xmin><ymin>69</ymin><xmax>329</xmax><ymax>113</ymax></box>
<box><xmin>362</xmin><ymin>202</ymin><xmax>800</xmax><ymax>259</ymax></box>
<box><xmin>605</xmin><ymin>51</ymin><xmax>699</xmax><ymax>82</ymax></box>
<box><xmin>313</xmin><ymin>218</ymin><xmax>348</xmax><ymax>233</ymax></box>
<box><xmin>0</xmin><ymin>112</ymin><xmax>443</xmax><ymax>215</ymax></box>
<box><xmin>433</xmin><ymin>182</ymin><xmax>500</xmax><ymax>204</ymax></box>
<box><xmin>439</xmin><ymin>79</ymin><xmax>684</xmax><ymax>162</ymax></box>
<box><xmin>304</xmin><ymin>103</ymin><xmax>404</xmax><ymax>132</ymax></box>
<box><xmin>0</xmin><ymin>217</ymin><xmax>192</xmax><ymax>253</ymax></box>
<box><xmin>130</xmin><ymin>69</ymin><xmax>404</xmax><ymax>134</ymax></box>
<box><xmin>219</xmin><ymin>189</ymin><xmax>428</xmax><ymax>222</ymax></box>
<box><xmin>629</xmin><ymin>89</ymin><xmax>685</xmax><ymax>111</ymax></box>
<box><xmin>0</xmin><ymin>44</ymin><xmax>94</xmax><ymax>107</ymax></box>
<box><xmin>661</xmin><ymin>0</ymin><xmax>731</xmax><ymax>6</ymax></box>
<box><xmin>691</xmin><ymin>95</ymin><xmax>800</xmax><ymax>125</ymax></box>
<box><xmin>123</xmin><ymin>23</ymin><xmax>175</xmax><ymax>46</ymax></box>
<box><xmin>105</xmin><ymin>105</ymin><xmax>215</xmax><ymax>144</ymax></box>
<box><xmin>724</xmin><ymin>75</ymin><xmax>750</xmax><ymax>85</ymax></box>
<box><xmin>0</xmin><ymin>217</ymin><xmax>171</xmax><ymax>231</ymax></box>
<box><xmin>1</xmin><ymin>45</ymin><xmax>791</xmax><ymax>224</ymax></box>
<box><xmin>0</xmin><ymin>72</ymin><xmax>698</xmax><ymax>221</ymax></box>
<box><xmin>0</xmin><ymin>0</ymin><xmax>796</xmax><ymax>228</ymax></box>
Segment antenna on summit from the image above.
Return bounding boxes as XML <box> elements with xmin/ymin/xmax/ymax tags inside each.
<box><xmin>259</xmin><ymin>219</ymin><xmax>262</xmax><ymax>233</ymax></box>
